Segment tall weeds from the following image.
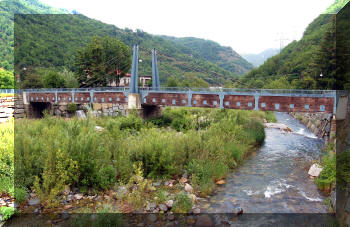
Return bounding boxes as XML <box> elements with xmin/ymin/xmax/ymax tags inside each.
<box><xmin>12</xmin><ymin>108</ymin><xmax>270</xmax><ymax>204</ymax></box>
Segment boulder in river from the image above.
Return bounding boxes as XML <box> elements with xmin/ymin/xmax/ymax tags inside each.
<box><xmin>308</xmin><ymin>163</ymin><xmax>323</xmax><ymax>177</ymax></box>
<box><xmin>264</xmin><ymin>123</ymin><xmax>292</xmax><ymax>132</ymax></box>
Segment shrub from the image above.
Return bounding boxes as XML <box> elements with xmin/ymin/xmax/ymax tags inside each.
<box><xmin>67</xmin><ymin>103</ymin><xmax>78</xmax><ymax>113</ymax></box>
<box><xmin>315</xmin><ymin>153</ymin><xmax>336</xmax><ymax>191</ymax></box>
<box><xmin>0</xmin><ymin>206</ymin><xmax>15</xmax><ymax>221</ymax></box>
<box><xmin>95</xmin><ymin>165</ymin><xmax>116</xmax><ymax>190</ymax></box>
<box><xmin>172</xmin><ymin>192</ymin><xmax>193</xmax><ymax>213</ymax></box>
<box><xmin>187</xmin><ymin>159</ymin><xmax>229</xmax><ymax>196</ymax></box>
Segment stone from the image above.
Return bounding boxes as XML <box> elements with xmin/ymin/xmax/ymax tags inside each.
<box><xmin>308</xmin><ymin>163</ymin><xmax>323</xmax><ymax>177</ymax></box>
<box><xmin>179</xmin><ymin>177</ymin><xmax>188</xmax><ymax>184</ymax></box>
<box><xmin>118</xmin><ymin>186</ymin><xmax>128</xmax><ymax>196</ymax></box>
<box><xmin>95</xmin><ymin>126</ymin><xmax>104</xmax><ymax>132</ymax></box>
<box><xmin>264</xmin><ymin>123</ymin><xmax>292</xmax><ymax>132</ymax></box>
<box><xmin>182</xmin><ymin>170</ymin><xmax>188</xmax><ymax>179</ymax></box>
<box><xmin>215</xmin><ymin>179</ymin><xmax>226</xmax><ymax>185</ymax></box>
<box><xmin>76</xmin><ymin>110</ymin><xmax>86</xmax><ymax>119</ymax></box>
<box><xmin>146</xmin><ymin>202</ymin><xmax>157</xmax><ymax>211</ymax></box>
<box><xmin>184</xmin><ymin>183</ymin><xmax>193</xmax><ymax>193</ymax></box>
<box><xmin>189</xmin><ymin>194</ymin><xmax>197</xmax><ymax>203</ymax></box>
<box><xmin>93</xmin><ymin>103</ymin><xmax>102</xmax><ymax>110</ymax></box>
<box><xmin>34</xmin><ymin>208</ymin><xmax>39</xmax><ymax>214</ymax></box>
<box><xmin>330</xmin><ymin>190</ymin><xmax>336</xmax><ymax>209</ymax></box>
<box><xmin>67</xmin><ymin>195</ymin><xmax>73</xmax><ymax>202</ymax></box>
<box><xmin>193</xmin><ymin>208</ymin><xmax>201</xmax><ymax>214</ymax></box>
<box><xmin>166</xmin><ymin>200</ymin><xmax>173</xmax><ymax>208</ymax></box>
<box><xmin>153</xmin><ymin>181</ymin><xmax>161</xmax><ymax>187</ymax></box>
<box><xmin>74</xmin><ymin>194</ymin><xmax>83</xmax><ymax>200</ymax></box>
<box><xmin>195</xmin><ymin>214</ymin><xmax>214</xmax><ymax>227</ymax></box>
<box><xmin>148</xmin><ymin>214</ymin><xmax>157</xmax><ymax>222</ymax></box>
<box><xmin>28</xmin><ymin>198</ymin><xmax>40</xmax><ymax>206</ymax></box>
<box><xmin>63</xmin><ymin>186</ymin><xmax>70</xmax><ymax>195</ymax></box>
<box><xmin>159</xmin><ymin>204</ymin><xmax>168</xmax><ymax>212</ymax></box>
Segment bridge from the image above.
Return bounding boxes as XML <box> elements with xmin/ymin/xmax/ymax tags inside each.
<box><xmin>9</xmin><ymin>45</ymin><xmax>348</xmax><ymax>118</ymax></box>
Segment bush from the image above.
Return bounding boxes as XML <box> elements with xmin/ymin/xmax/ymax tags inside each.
<box><xmin>0</xmin><ymin>206</ymin><xmax>15</xmax><ymax>221</ymax></box>
<box><xmin>172</xmin><ymin>192</ymin><xmax>193</xmax><ymax>213</ymax></box>
<box><xmin>67</xmin><ymin>103</ymin><xmax>78</xmax><ymax>113</ymax></box>
<box><xmin>95</xmin><ymin>165</ymin><xmax>116</xmax><ymax>190</ymax></box>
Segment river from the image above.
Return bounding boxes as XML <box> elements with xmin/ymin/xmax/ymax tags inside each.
<box><xmin>199</xmin><ymin>112</ymin><xmax>328</xmax><ymax>213</ymax></box>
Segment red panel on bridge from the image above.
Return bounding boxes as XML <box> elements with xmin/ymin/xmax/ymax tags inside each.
<box><xmin>223</xmin><ymin>95</ymin><xmax>255</xmax><ymax>110</ymax></box>
<box><xmin>192</xmin><ymin>94</ymin><xmax>220</xmax><ymax>108</ymax></box>
<box><xmin>74</xmin><ymin>92</ymin><xmax>91</xmax><ymax>103</ymax></box>
<box><xmin>258</xmin><ymin>96</ymin><xmax>334</xmax><ymax>113</ymax></box>
<box><xmin>93</xmin><ymin>92</ymin><xmax>127</xmax><ymax>104</ymax></box>
<box><xmin>144</xmin><ymin>93</ymin><xmax>188</xmax><ymax>106</ymax></box>
<box><xmin>57</xmin><ymin>92</ymin><xmax>73</xmax><ymax>102</ymax></box>
<box><xmin>29</xmin><ymin>93</ymin><xmax>55</xmax><ymax>102</ymax></box>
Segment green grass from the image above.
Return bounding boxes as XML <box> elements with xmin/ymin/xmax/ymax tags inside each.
<box><xmin>8</xmin><ymin>107</ymin><xmax>272</xmax><ymax>208</ymax></box>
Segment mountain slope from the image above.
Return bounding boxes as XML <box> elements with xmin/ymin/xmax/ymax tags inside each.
<box><xmin>0</xmin><ymin>0</ymin><xmax>66</xmax><ymax>71</ymax></box>
<box><xmin>161</xmin><ymin>36</ymin><xmax>254</xmax><ymax>75</ymax></box>
<box><xmin>242</xmin><ymin>48</ymin><xmax>279</xmax><ymax>67</ymax></box>
<box><xmin>239</xmin><ymin>0</ymin><xmax>349</xmax><ymax>90</ymax></box>
<box><xmin>1</xmin><ymin>0</ymin><xmax>253</xmax><ymax>86</ymax></box>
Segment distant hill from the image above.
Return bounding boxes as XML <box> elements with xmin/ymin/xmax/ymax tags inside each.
<box><xmin>242</xmin><ymin>48</ymin><xmax>280</xmax><ymax>67</ymax></box>
<box><xmin>1</xmin><ymin>0</ymin><xmax>254</xmax><ymax>86</ymax></box>
<box><xmin>239</xmin><ymin>0</ymin><xmax>349</xmax><ymax>90</ymax></box>
<box><xmin>161</xmin><ymin>36</ymin><xmax>254</xmax><ymax>75</ymax></box>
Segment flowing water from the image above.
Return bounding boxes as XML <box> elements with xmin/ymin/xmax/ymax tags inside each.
<box><xmin>199</xmin><ymin>112</ymin><xmax>328</xmax><ymax>214</ymax></box>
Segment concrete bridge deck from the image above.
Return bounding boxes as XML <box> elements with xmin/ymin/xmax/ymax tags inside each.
<box><xmin>20</xmin><ymin>87</ymin><xmax>338</xmax><ymax>114</ymax></box>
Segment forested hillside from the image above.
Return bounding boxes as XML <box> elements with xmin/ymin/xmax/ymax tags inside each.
<box><xmin>0</xmin><ymin>0</ymin><xmax>66</xmax><ymax>71</ymax></box>
<box><xmin>1</xmin><ymin>0</ymin><xmax>254</xmax><ymax>86</ymax></box>
<box><xmin>238</xmin><ymin>0</ymin><xmax>349</xmax><ymax>90</ymax></box>
<box><xmin>161</xmin><ymin>36</ymin><xmax>253</xmax><ymax>75</ymax></box>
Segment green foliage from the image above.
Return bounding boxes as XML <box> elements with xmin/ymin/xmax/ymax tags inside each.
<box><xmin>96</xmin><ymin>165</ymin><xmax>116</xmax><ymax>190</ymax></box>
<box><xmin>315</xmin><ymin>154</ymin><xmax>336</xmax><ymax>189</ymax></box>
<box><xmin>187</xmin><ymin>159</ymin><xmax>228</xmax><ymax>196</ymax></box>
<box><xmin>42</xmin><ymin>70</ymin><xmax>65</xmax><ymax>88</ymax></box>
<box><xmin>67</xmin><ymin>103</ymin><xmax>78</xmax><ymax>113</ymax></box>
<box><xmin>337</xmin><ymin>150</ymin><xmax>350</xmax><ymax>189</ymax></box>
<box><xmin>21</xmin><ymin>73</ymin><xmax>43</xmax><ymax>88</ymax></box>
<box><xmin>0</xmin><ymin>206</ymin><xmax>15</xmax><ymax>221</ymax></box>
<box><xmin>172</xmin><ymin>191</ymin><xmax>193</xmax><ymax>213</ymax></box>
<box><xmin>75</xmin><ymin>36</ymin><xmax>131</xmax><ymax>87</ymax></box>
<box><xmin>13</xmin><ymin>108</ymin><xmax>270</xmax><ymax>205</ymax></box>
<box><xmin>0</xmin><ymin>69</ymin><xmax>14</xmax><ymax>88</ymax></box>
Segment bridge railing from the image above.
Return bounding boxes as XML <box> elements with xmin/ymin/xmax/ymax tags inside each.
<box><xmin>0</xmin><ymin>89</ymin><xmax>15</xmax><ymax>94</ymax></box>
<box><xmin>143</xmin><ymin>87</ymin><xmax>337</xmax><ymax>96</ymax></box>
<box><xmin>19</xmin><ymin>87</ymin><xmax>337</xmax><ymax>97</ymax></box>
<box><xmin>22</xmin><ymin>87</ymin><xmax>130</xmax><ymax>92</ymax></box>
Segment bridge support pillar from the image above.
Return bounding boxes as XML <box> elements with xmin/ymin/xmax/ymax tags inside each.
<box><xmin>128</xmin><ymin>93</ymin><xmax>141</xmax><ymax>109</ymax></box>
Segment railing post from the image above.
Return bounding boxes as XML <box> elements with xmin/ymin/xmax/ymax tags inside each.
<box><xmin>90</xmin><ymin>90</ymin><xmax>94</xmax><ymax>104</ymax></box>
<box><xmin>72</xmin><ymin>90</ymin><xmax>75</xmax><ymax>103</ymax></box>
<box><xmin>219</xmin><ymin>93</ymin><xmax>224</xmax><ymax>109</ymax></box>
<box><xmin>254</xmin><ymin>93</ymin><xmax>259</xmax><ymax>110</ymax></box>
<box><xmin>188</xmin><ymin>89</ymin><xmax>192</xmax><ymax>107</ymax></box>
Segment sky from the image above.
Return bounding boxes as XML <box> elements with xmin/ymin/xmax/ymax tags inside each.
<box><xmin>41</xmin><ymin>0</ymin><xmax>334</xmax><ymax>55</ymax></box>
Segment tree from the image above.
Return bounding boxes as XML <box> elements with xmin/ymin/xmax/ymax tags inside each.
<box><xmin>75</xmin><ymin>36</ymin><xmax>131</xmax><ymax>87</ymax></box>
<box><xmin>43</xmin><ymin>71</ymin><xmax>65</xmax><ymax>88</ymax></box>
<box><xmin>22</xmin><ymin>73</ymin><xmax>43</xmax><ymax>88</ymax></box>
<box><xmin>166</xmin><ymin>77</ymin><xmax>178</xmax><ymax>87</ymax></box>
<box><xmin>59</xmin><ymin>69</ymin><xmax>79</xmax><ymax>88</ymax></box>
<box><xmin>0</xmin><ymin>69</ymin><xmax>14</xmax><ymax>89</ymax></box>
